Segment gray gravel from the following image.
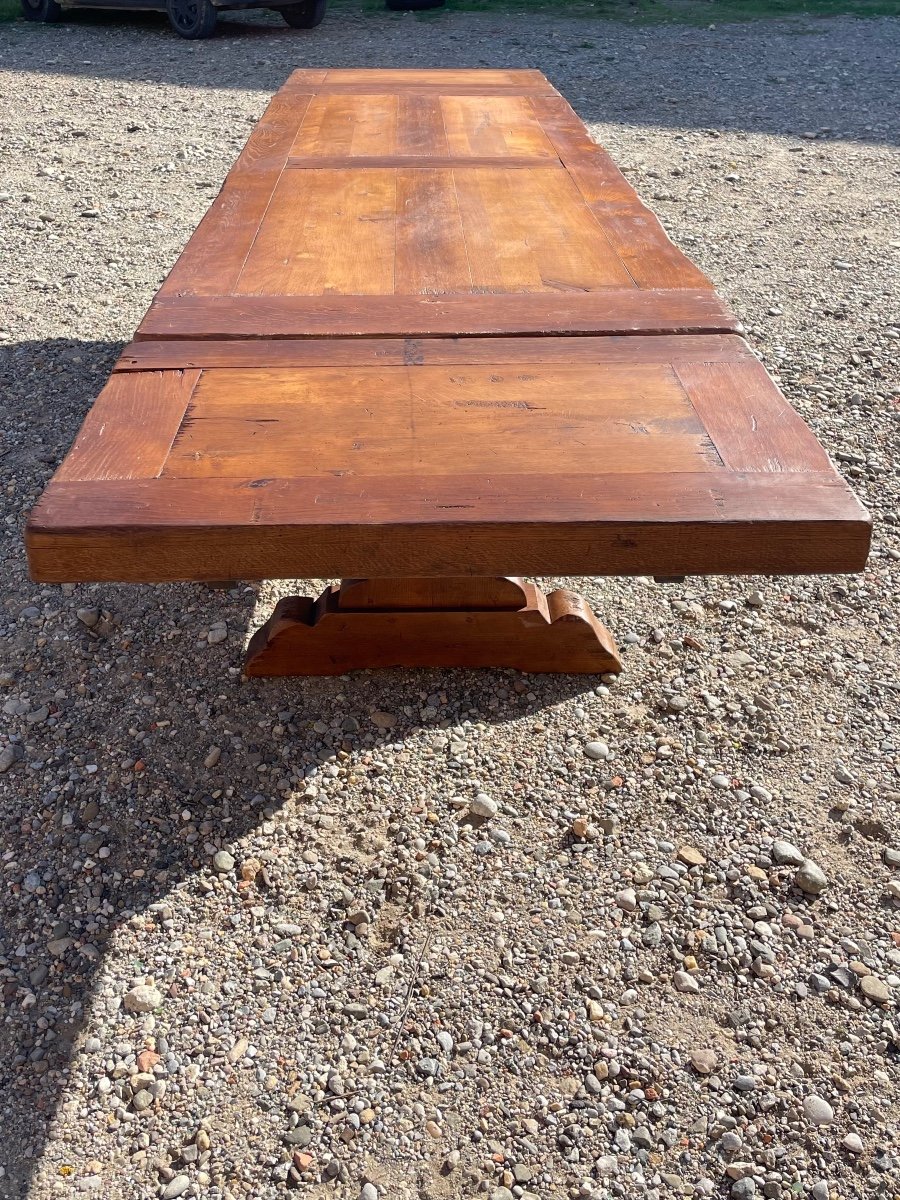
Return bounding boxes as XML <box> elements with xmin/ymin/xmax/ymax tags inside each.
<box><xmin>2</xmin><ymin>7</ymin><xmax>900</xmax><ymax>1200</ymax></box>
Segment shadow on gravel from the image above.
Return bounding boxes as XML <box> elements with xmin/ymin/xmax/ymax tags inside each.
<box><xmin>1</xmin><ymin>337</ymin><xmax>601</xmax><ymax>1196</ymax></box>
<box><xmin>2</xmin><ymin>6</ymin><xmax>898</xmax><ymax>145</ymax></box>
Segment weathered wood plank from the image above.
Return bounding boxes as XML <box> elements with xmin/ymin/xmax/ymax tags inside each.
<box><xmin>136</xmin><ymin>290</ymin><xmax>741</xmax><ymax>340</ymax></box>
<box><xmin>27</xmin><ymin>472</ymin><xmax>870</xmax><ymax>584</ymax></box>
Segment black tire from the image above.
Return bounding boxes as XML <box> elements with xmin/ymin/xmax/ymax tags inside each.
<box><xmin>386</xmin><ymin>0</ymin><xmax>444</xmax><ymax>7</ymax></box>
<box><xmin>279</xmin><ymin>0</ymin><xmax>326</xmax><ymax>26</ymax></box>
<box><xmin>20</xmin><ymin>0</ymin><xmax>63</xmax><ymax>22</ymax></box>
<box><xmin>166</xmin><ymin>0</ymin><xmax>217</xmax><ymax>38</ymax></box>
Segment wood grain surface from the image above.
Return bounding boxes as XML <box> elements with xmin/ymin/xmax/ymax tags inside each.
<box><xmin>26</xmin><ymin>69</ymin><xmax>871</xmax><ymax>591</ymax></box>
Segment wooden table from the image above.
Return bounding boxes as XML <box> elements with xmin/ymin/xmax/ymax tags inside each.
<box><xmin>26</xmin><ymin>69</ymin><xmax>871</xmax><ymax>676</ymax></box>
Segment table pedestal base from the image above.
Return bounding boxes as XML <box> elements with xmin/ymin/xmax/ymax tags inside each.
<box><xmin>244</xmin><ymin>577</ymin><xmax>621</xmax><ymax>677</ymax></box>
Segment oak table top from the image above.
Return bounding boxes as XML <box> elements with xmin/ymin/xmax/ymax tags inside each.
<box><xmin>26</xmin><ymin>69</ymin><xmax>871</xmax><ymax>675</ymax></box>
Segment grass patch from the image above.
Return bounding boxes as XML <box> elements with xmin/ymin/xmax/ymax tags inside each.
<box><xmin>0</xmin><ymin>0</ymin><xmax>20</xmax><ymax>20</ymax></box>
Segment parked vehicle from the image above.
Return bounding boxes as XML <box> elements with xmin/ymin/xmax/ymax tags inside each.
<box><xmin>21</xmin><ymin>0</ymin><xmax>326</xmax><ymax>39</ymax></box>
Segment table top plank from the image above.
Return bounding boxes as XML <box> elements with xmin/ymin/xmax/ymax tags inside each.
<box><xmin>137</xmin><ymin>290</ymin><xmax>739</xmax><ymax>340</ymax></box>
<box><xmin>26</xmin><ymin>69</ymin><xmax>870</xmax><ymax>589</ymax></box>
<box><xmin>52</xmin><ymin>370</ymin><xmax>200</xmax><ymax>483</ymax></box>
<box><xmin>28</xmin><ymin>472</ymin><xmax>867</xmax><ymax>585</ymax></box>
<box><xmin>143</xmin><ymin>67</ymin><xmax>733</xmax><ymax>338</ymax></box>
<box><xmin>116</xmin><ymin>333</ymin><xmax>758</xmax><ymax>371</ymax></box>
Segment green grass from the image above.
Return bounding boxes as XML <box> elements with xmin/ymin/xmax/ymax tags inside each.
<box><xmin>0</xmin><ymin>0</ymin><xmax>20</xmax><ymax>19</ymax></box>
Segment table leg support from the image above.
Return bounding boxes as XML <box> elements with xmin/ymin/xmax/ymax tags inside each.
<box><xmin>243</xmin><ymin>578</ymin><xmax>621</xmax><ymax>676</ymax></box>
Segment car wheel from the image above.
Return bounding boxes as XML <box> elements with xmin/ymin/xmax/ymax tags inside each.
<box><xmin>20</xmin><ymin>0</ymin><xmax>64</xmax><ymax>22</ymax></box>
<box><xmin>166</xmin><ymin>0</ymin><xmax>218</xmax><ymax>38</ymax></box>
<box><xmin>385</xmin><ymin>0</ymin><xmax>444</xmax><ymax>8</ymax></box>
<box><xmin>279</xmin><ymin>0</ymin><xmax>326</xmax><ymax>27</ymax></box>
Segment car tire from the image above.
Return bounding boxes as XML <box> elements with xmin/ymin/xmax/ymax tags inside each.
<box><xmin>385</xmin><ymin>0</ymin><xmax>445</xmax><ymax>8</ymax></box>
<box><xmin>20</xmin><ymin>0</ymin><xmax>64</xmax><ymax>22</ymax></box>
<box><xmin>279</xmin><ymin>0</ymin><xmax>326</xmax><ymax>27</ymax></box>
<box><xmin>166</xmin><ymin>0</ymin><xmax>218</xmax><ymax>38</ymax></box>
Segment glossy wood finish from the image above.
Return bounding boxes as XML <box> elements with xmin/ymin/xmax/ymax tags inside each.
<box><xmin>26</xmin><ymin>69</ymin><xmax>871</xmax><ymax>678</ymax></box>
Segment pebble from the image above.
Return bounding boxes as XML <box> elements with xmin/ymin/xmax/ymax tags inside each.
<box><xmin>584</xmin><ymin>740</ymin><xmax>610</xmax><ymax>760</ymax></box>
<box><xmin>470</xmin><ymin>793</ymin><xmax>498</xmax><ymax>818</ymax></box>
<box><xmin>690</xmin><ymin>1048</ymin><xmax>718</xmax><ymax>1074</ymax></box>
<box><xmin>123</xmin><ymin>985</ymin><xmax>162</xmax><ymax>1014</ymax></box>
<box><xmin>677</xmin><ymin>845</ymin><xmax>706</xmax><ymax>867</ymax></box>
<box><xmin>161</xmin><ymin>1178</ymin><xmax>191</xmax><ymax>1199</ymax></box>
<box><xmin>860</xmin><ymin>975</ymin><xmax>891</xmax><ymax>1002</ymax></box>
<box><xmin>213</xmin><ymin>850</ymin><xmax>235</xmax><ymax>872</ymax></box>
<box><xmin>795</xmin><ymin>858</ymin><xmax>828</xmax><ymax>895</ymax></box>
<box><xmin>772</xmin><ymin>839</ymin><xmax>805</xmax><ymax>866</ymax></box>
<box><xmin>803</xmin><ymin>1095</ymin><xmax>835</xmax><ymax>1126</ymax></box>
<box><xmin>842</xmin><ymin>1132</ymin><xmax>864</xmax><ymax>1153</ymax></box>
<box><xmin>370</xmin><ymin>710</ymin><xmax>396</xmax><ymax>729</ymax></box>
<box><xmin>673</xmin><ymin>970</ymin><xmax>699</xmax><ymax>994</ymax></box>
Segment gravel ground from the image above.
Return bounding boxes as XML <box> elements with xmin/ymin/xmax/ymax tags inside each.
<box><xmin>2</xmin><ymin>8</ymin><xmax>900</xmax><ymax>1200</ymax></box>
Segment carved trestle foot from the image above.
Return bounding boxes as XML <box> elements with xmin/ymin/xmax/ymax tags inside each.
<box><xmin>244</xmin><ymin>577</ymin><xmax>621</xmax><ymax>677</ymax></box>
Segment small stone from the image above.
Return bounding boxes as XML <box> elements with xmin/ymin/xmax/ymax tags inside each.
<box><xmin>710</xmin><ymin>773</ymin><xmax>731</xmax><ymax>788</ymax></box>
<box><xmin>834</xmin><ymin>763</ymin><xmax>855</xmax><ymax>785</ymax></box>
<box><xmin>795</xmin><ymin>859</ymin><xmax>828</xmax><ymax>895</ymax></box>
<box><xmin>690</xmin><ymin>1048</ymin><xmax>717</xmax><ymax>1074</ymax></box>
<box><xmin>673</xmin><ymin>970</ymin><xmax>699</xmax><ymax>994</ymax></box>
<box><xmin>213</xmin><ymin>850</ymin><xmax>235</xmax><ymax>873</ymax></box>
<box><xmin>616</xmin><ymin>887</ymin><xmax>638</xmax><ymax>912</ymax></box>
<box><xmin>885</xmin><ymin>881</ymin><xmax>900</xmax><ymax>902</ymax></box>
<box><xmin>161</xmin><ymin>1178</ymin><xmax>191</xmax><ymax>1200</ymax></box>
<box><xmin>470</xmin><ymin>793</ymin><xmax>498</xmax><ymax>819</ymax></box>
<box><xmin>361</xmin><ymin>1185</ymin><xmax>379</xmax><ymax>1200</ymax></box>
<box><xmin>772</xmin><ymin>839</ymin><xmax>804</xmax><ymax>866</ymax></box>
<box><xmin>883</xmin><ymin>848</ymin><xmax>900</xmax><ymax>869</ymax></box>
<box><xmin>842</xmin><ymin>1132</ymin><xmax>864</xmax><ymax>1154</ymax></box>
<box><xmin>131</xmin><ymin>1089</ymin><xmax>153</xmax><ymax>1112</ymax></box>
<box><xmin>860</xmin><ymin>975</ymin><xmax>891</xmax><ymax>1003</ymax></box>
<box><xmin>207</xmin><ymin>624</ymin><xmax>228</xmax><ymax>645</ymax></box>
<box><xmin>76</xmin><ymin>607</ymin><xmax>101</xmax><ymax>627</ymax></box>
<box><xmin>240</xmin><ymin>857</ymin><xmax>262</xmax><ymax>882</ymax></box>
<box><xmin>733</xmin><ymin>1075</ymin><xmax>757</xmax><ymax>1092</ymax></box>
<box><xmin>731</xmin><ymin>1181</ymin><xmax>756</xmax><ymax>1200</ymax></box>
<box><xmin>584</xmin><ymin>740</ymin><xmax>610</xmax><ymax>761</ymax></box>
<box><xmin>370</xmin><ymin>711</ymin><xmax>397</xmax><ymax>730</ymax></box>
<box><xmin>123</xmin><ymin>985</ymin><xmax>162</xmax><ymax>1013</ymax></box>
<box><xmin>203</xmin><ymin>746</ymin><xmax>221</xmax><ymax>769</ymax></box>
<box><xmin>803</xmin><ymin>1095</ymin><xmax>835</xmax><ymax>1126</ymax></box>
<box><xmin>227</xmin><ymin>1036</ymin><xmax>248</xmax><ymax>1064</ymax></box>
<box><xmin>677</xmin><ymin>845</ymin><xmax>706</xmax><ymax>867</ymax></box>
